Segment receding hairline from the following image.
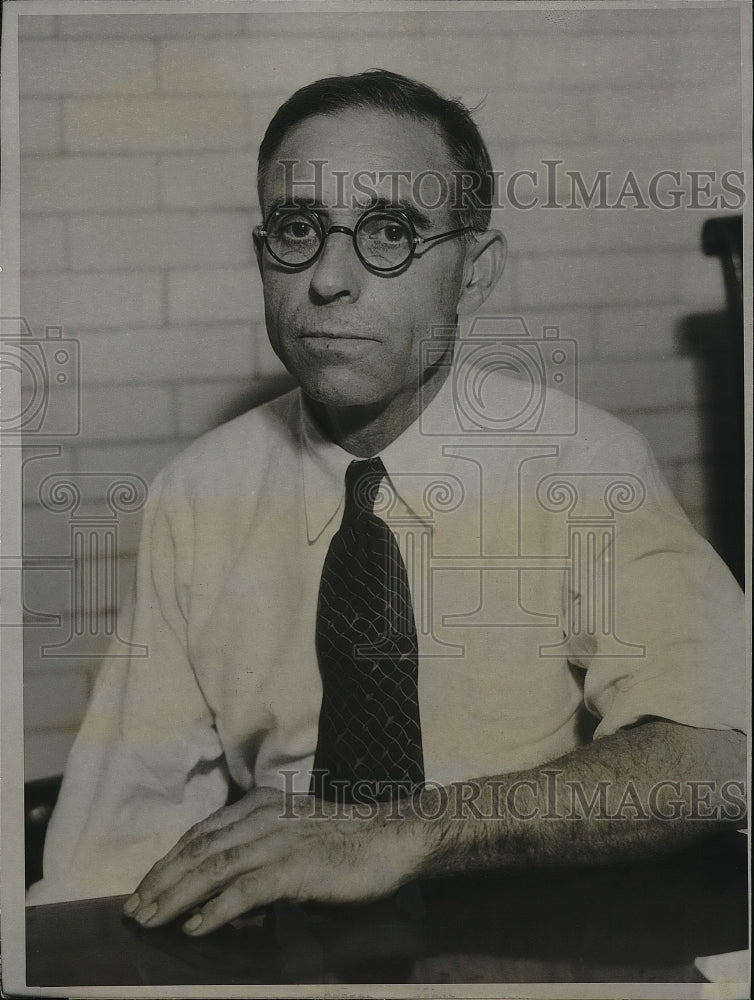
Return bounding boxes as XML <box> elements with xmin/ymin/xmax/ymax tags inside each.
<box><xmin>257</xmin><ymin>104</ymin><xmax>462</xmax><ymax>204</ymax></box>
<box><xmin>256</xmin><ymin>70</ymin><xmax>494</xmax><ymax>231</ymax></box>
<box><xmin>257</xmin><ymin>106</ymin><xmax>459</xmax><ymax>208</ymax></box>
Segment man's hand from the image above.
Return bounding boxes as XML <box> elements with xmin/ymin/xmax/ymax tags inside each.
<box><xmin>122</xmin><ymin>786</ymin><xmax>420</xmax><ymax>936</ymax></box>
<box><xmin>123</xmin><ymin>723</ymin><xmax>746</xmax><ymax>937</ymax></box>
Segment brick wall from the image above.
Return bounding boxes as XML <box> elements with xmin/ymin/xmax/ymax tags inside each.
<box><xmin>16</xmin><ymin>7</ymin><xmax>744</xmax><ymax>778</ymax></box>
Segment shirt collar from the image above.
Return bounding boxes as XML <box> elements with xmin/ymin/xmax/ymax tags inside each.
<box><xmin>299</xmin><ymin>372</ymin><xmax>460</xmax><ymax>542</ymax></box>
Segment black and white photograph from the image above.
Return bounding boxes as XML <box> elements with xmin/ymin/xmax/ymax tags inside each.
<box><xmin>0</xmin><ymin>1</ymin><xmax>750</xmax><ymax>995</ymax></box>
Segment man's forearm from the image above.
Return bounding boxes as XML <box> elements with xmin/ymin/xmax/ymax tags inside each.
<box><xmin>411</xmin><ymin>721</ymin><xmax>747</xmax><ymax>879</ymax></box>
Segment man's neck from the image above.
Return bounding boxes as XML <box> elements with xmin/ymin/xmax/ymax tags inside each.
<box><xmin>307</xmin><ymin>362</ymin><xmax>450</xmax><ymax>458</ymax></box>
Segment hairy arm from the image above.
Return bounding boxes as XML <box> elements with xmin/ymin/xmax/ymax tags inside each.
<box><xmin>415</xmin><ymin>720</ymin><xmax>747</xmax><ymax>877</ymax></box>
<box><xmin>126</xmin><ymin>719</ymin><xmax>746</xmax><ymax>935</ymax></box>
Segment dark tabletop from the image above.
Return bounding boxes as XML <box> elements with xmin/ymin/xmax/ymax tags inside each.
<box><xmin>26</xmin><ymin>832</ymin><xmax>748</xmax><ymax>987</ymax></box>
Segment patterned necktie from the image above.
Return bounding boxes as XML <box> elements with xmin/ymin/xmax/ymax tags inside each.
<box><xmin>311</xmin><ymin>457</ymin><xmax>424</xmax><ymax>804</ymax></box>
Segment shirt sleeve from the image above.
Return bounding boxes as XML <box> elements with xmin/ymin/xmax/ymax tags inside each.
<box><xmin>27</xmin><ymin>467</ymin><xmax>229</xmax><ymax>905</ymax></box>
<box><xmin>563</xmin><ymin>428</ymin><xmax>747</xmax><ymax>740</ymax></box>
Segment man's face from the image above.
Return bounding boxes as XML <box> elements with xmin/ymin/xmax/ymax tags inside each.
<box><xmin>257</xmin><ymin>109</ymin><xmax>470</xmax><ymax>412</ymax></box>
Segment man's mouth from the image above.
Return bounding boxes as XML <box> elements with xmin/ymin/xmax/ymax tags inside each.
<box><xmin>301</xmin><ymin>331</ymin><xmax>379</xmax><ymax>342</ymax></box>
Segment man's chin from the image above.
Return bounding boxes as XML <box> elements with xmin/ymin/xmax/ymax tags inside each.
<box><xmin>301</xmin><ymin>378</ymin><xmax>386</xmax><ymax>411</ymax></box>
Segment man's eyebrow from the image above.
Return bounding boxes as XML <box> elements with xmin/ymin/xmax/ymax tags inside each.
<box><xmin>266</xmin><ymin>195</ymin><xmax>325</xmax><ymax>215</ymax></box>
<box><xmin>265</xmin><ymin>195</ymin><xmax>434</xmax><ymax>230</ymax></box>
<box><xmin>365</xmin><ymin>196</ymin><xmax>433</xmax><ymax>231</ymax></box>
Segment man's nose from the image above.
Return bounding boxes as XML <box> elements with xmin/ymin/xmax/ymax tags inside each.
<box><xmin>309</xmin><ymin>228</ymin><xmax>362</xmax><ymax>302</ymax></box>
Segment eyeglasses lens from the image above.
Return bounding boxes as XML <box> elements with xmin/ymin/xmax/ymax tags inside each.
<box><xmin>355</xmin><ymin>212</ymin><xmax>412</xmax><ymax>269</ymax></box>
<box><xmin>266</xmin><ymin>211</ymin><xmax>322</xmax><ymax>265</ymax></box>
<box><xmin>265</xmin><ymin>209</ymin><xmax>413</xmax><ymax>270</ymax></box>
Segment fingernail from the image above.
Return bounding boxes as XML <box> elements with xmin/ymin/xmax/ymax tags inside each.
<box><xmin>122</xmin><ymin>893</ymin><xmax>140</xmax><ymax>917</ymax></box>
<box><xmin>136</xmin><ymin>902</ymin><xmax>158</xmax><ymax>925</ymax></box>
<box><xmin>183</xmin><ymin>913</ymin><xmax>202</xmax><ymax>933</ymax></box>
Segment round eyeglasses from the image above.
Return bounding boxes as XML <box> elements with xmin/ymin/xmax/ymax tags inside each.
<box><xmin>255</xmin><ymin>206</ymin><xmax>474</xmax><ymax>274</ymax></box>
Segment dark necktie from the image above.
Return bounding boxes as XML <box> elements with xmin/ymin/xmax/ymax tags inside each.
<box><xmin>311</xmin><ymin>457</ymin><xmax>424</xmax><ymax>804</ymax></box>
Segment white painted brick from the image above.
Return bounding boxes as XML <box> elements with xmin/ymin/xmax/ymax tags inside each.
<box><xmin>511</xmin><ymin>33</ymin><xmax>737</xmax><ymax>89</ymax></box>
<box><xmin>21</xmin><ymin>155</ymin><xmax>158</xmax><ymax>212</ymax></box>
<box><xmin>23</xmin><ymin>498</ymin><xmax>143</xmax><ymax>560</ymax></box>
<box><xmin>516</xmin><ymin>251</ymin><xmax>676</xmax><ymax>308</ymax></box>
<box><xmin>625</xmin><ymin>409</ymin><xmax>706</xmax><ymax>462</ymax></box>
<box><xmin>19</xmin><ymin>98</ymin><xmax>62</xmax><ymax>154</ymax></box>
<box><xmin>73</xmin><ymin>325</ymin><xmax>256</xmax><ymax>384</ymax></box>
<box><xmin>21</xmin><ymin>272</ymin><xmax>163</xmax><ymax>330</ymax></box>
<box><xmin>477</xmin><ymin>7</ymin><xmax>740</xmax><ymax>36</ymax></box>
<box><xmin>594</xmin><ymin>304</ymin><xmax>685</xmax><ymax>359</ymax></box>
<box><xmin>558</xmin><ymin>8</ymin><xmax>740</xmax><ymax>36</ymax></box>
<box><xmin>18</xmin><ymin>14</ymin><xmax>56</xmax><ymax>38</ymax></box>
<box><xmin>501</xmin><ymin>203</ymin><xmax>703</xmax><ymax>259</ymax></box>
<box><xmin>25</xmin><ymin>728</ymin><xmax>78</xmax><ymax>781</ymax></box>
<box><xmin>74</xmin><ymin>440</ymin><xmax>190</xmax><ymax>492</ymax></box>
<box><xmin>63</xmin><ymin>96</ymin><xmax>252</xmax><ymax>153</ymax></box>
<box><xmin>21</xmin><ymin>216</ymin><xmax>66</xmax><ymax>272</ymax></box>
<box><xmin>24</xmin><ymin>670</ymin><xmax>89</xmax><ymax>729</ymax></box>
<box><xmin>22</xmin><ymin>567</ymin><xmax>71</xmax><ymax>621</ymax></box>
<box><xmin>69</xmin><ymin>211</ymin><xmax>252</xmax><ymax>270</ymax></box>
<box><xmin>159</xmin><ymin>151</ymin><xmax>257</xmax><ymax>209</ymax></box>
<box><xmin>24</xmin><ymin>620</ymin><xmax>112</xmax><ymax>672</ymax></box>
<box><xmin>19</xmin><ymin>448</ymin><xmax>80</xmax><ymax>532</ymax></box>
<box><xmin>242</xmin><ymin>11</ymin><xmax>431</xmax><ymax>37</ymax></box>
<box><xmin>74</xmin><ymin>383</ymin><xmax>175</xmax><ymax>443</ymax></box>
<box><xmin>167</xmin><ymin>266</ymin><xmax>261</xmax><ymax>324</ymax></box>
<box><xmin>19</xmin><ymin>39</ymin><xmax>155</xmax><ymax>96</ymax></box>
<box><xmin>340</xmin><ymin>35</ymin><xmax>514</xmax><ymax>95</ymax></box>
<box><xmin>677</xmin><ymin>251</ymin><xmax>728</xmax><ymax>310</ymax></box>
<box><xmin>158</xmin><ymin>37</ymin><xmax>342</xmax><ymax>94</ymax></box>
<box><xmin>477</xmin><ymin>88</ymin><xmax>595</xmax><ymax>144</ymax></box>
<box><xmin>492</xmin><ymin>138</ymin><xmax>695</xmax><ymax>207</ymax></box>
<box><xmin>511</xmin><ymin>307</ymin><xmax>597</xmax><ymax>360</ymax></box>
<box><xmin>58</xmin><ymin>13</ymin><xmax>247</xmax><ymax>37</ymax></box>
<box><xmin>577</xmin><ymin>357</ymin><xmax>698</xmax><ymax>413</ymax></box>
<box><xmin>23</xmin><ymin>502</ymin><xmax>76</xmax><ymax>560</ymax></box>
<box><xmin>501</xmin><ymin>137</ymin><xmax>743</xmax><ymax>194</ymax></box>
<box><xmin>250</xmin><ymin>8</ymin><xmax>739</xmax><ymax>40</ymax></box>
<box><xmin>175</xmin><ymin>377</ymin><xmax>256</xmax><ymax>437</ymax></box>
<box><xmin>679</xmin><ymin>137</ymin><xmax>743</xmax><ymax>176</ymax></box>
<box><xmin>594</xmin><ymin>83</ymin><xmax>741</xmax><ymax>141</ymax></box>
<box><xmin>23</xmin><ymin>551</ymin><xmax>137</xmax><ymax>620</ymax></box>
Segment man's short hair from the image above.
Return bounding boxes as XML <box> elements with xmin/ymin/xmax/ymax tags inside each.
<box><xmin>257</xmin><ymin>69</ymin><xmax>493</xmax><ymax>232</ymax></box>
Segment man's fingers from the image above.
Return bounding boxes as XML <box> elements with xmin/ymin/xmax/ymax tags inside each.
<box><xmin>181</xmin><ymin>869</ymin><xmax>282</xmax><ymax>936</ymax></box>
<box><xmin>148</xmin><ymin>787</ymin><xmax>282</xmax><ymax>874</ymax></box>
<box><xmin>131</xmin><ymin>831</ymin><xmax>280</xmax><ymax>927</ymax></box>
<box><xmin>132</xmin><ymin>799</ymin><xmax>282</xmax><ymax>909</ymax></box>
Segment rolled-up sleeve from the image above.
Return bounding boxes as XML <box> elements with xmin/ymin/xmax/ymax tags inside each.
<box><xmin>564</xmin><ymin>429</ymin><xmax>747</xmax><ymax>740</ymax></box>
<box><xmin>28</xmin><ymin>467</ymin><xmax>229</xmax><ymax>905</ymax></box>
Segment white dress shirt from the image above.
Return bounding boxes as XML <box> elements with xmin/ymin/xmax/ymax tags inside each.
<box><xmin>30</xmin><ymin>366</ymin><xmax>745</xmax><ymax>904</ymax></box>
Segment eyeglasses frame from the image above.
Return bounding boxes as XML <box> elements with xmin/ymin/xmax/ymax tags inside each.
<box><xmin>254</xmin><ymin>204</ymin><xmax>475</xmax><ymax>274</ymax></box>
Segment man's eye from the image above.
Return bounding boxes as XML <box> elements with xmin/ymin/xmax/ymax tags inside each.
<box><xmin>282</xmin><ymin>219</ymin><xmax>317</xmax><ymax>241</ymax></box>
<box><xmin>365</xmin><ymin>222</ymin><xmax>409</xmax><ymax>245</ymax></box>
<box><xmin>380</xmin><ymin>224</ymin><xmax>407</xmax><ymax>244</ymax></box>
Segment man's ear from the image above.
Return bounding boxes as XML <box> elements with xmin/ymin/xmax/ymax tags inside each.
<box><xmin>253</xmin><ymin>225</ymin><xmax>265</xmax><ymax>280</ymax></box>
<box><xmin>457</xmin><ymin>229</ymin><xmax>506</xmax><ymax>316</ymax></box>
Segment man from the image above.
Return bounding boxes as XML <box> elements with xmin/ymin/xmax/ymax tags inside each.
<box><xmin>31</xmin><ymin>71</ymin><xmax>746</xmax><ymax>936</ymax></box>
